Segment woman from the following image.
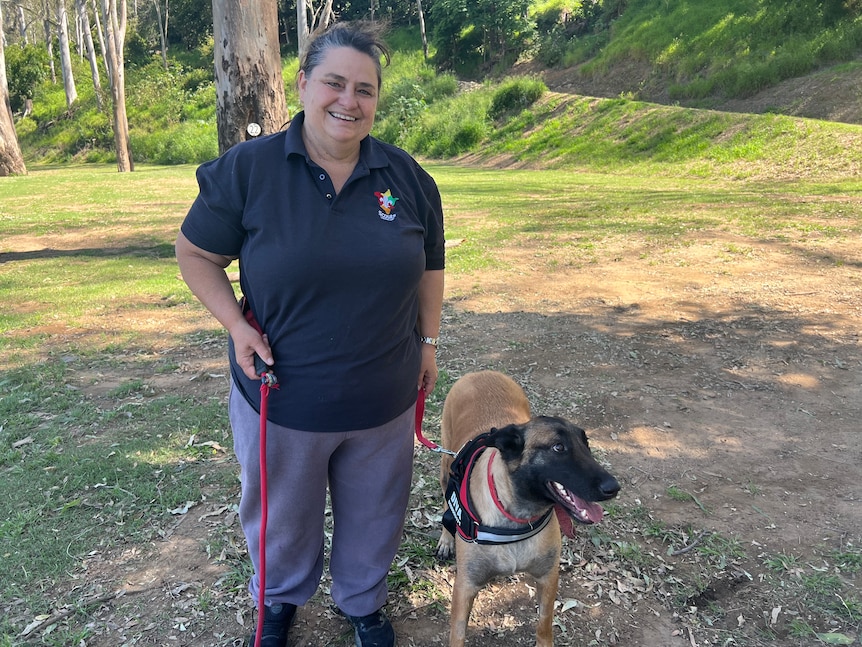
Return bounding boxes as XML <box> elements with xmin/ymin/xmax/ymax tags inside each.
<box><xmin>176</xmin><ymin>21</ymin><xmax>445</xmax><ymax>647</ymax></box>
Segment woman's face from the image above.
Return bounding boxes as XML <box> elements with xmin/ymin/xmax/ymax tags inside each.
<box><xmin>298</xmin><ymin>46</ymin><xmax>380</xmax><ymax>153</ymax></box>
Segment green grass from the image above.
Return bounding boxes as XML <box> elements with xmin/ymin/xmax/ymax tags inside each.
<box><xmin>575</xmin><ymin>0</ymin><xmax>862</xmax><ymax>100</ymax></box>
<box><xmin>0</xmin><ymin>359</ymin><xmax>232</xmax><ymax>595</ymax></box>
<box><xmin>1</xmin><ymin>143</ymin><xmax>861</xmax><ymax>642</ymax></box>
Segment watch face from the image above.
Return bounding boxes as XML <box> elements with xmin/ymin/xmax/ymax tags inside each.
<box><xmin>247</xmin><ymin>122</ymin><xmax>262</xmax><ymax>137</ymax></box>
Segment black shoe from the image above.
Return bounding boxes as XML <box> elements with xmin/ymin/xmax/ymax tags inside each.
<box><xmin>346</xmin><ymin>609</ymin><xmax>396</xmax><ymax>647</ymax></box>
<box><xmin>247</xmin><ymin>603</ymin><xmax>296</xmax><ymax>647</ymax></box>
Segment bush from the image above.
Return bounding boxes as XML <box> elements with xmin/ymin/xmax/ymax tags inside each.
<box><xmin>402</xmin><ymin>88</ymin><xmax>493</xmax><ymax>157</ymax></box>
<box><xmin>4</xmin><ymin>44</ymin><xmax>49</xmax><ymax>113</ymax></box>
<box><xmin>132</xmin><ymin>121</ymin><xmax>218</xmax><ymax>164</ymax></box>
<box><xmin>536</xmin><ymin>24</ymin><xmax>568</xmax><ymax>67</ymax></box>
<box><xmin>488</xmin><ymin>76</ymin><xmax>547</xmax><ymax>120</ymax></box>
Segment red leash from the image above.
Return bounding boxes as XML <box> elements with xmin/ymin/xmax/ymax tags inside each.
<box><xmin>414</xmin><ymin>388</ymin><xmax>456</xmax><ymax>456</ymax></box>
<box><xmin>254</xmin><ymin>369</ymin><xmax>278</xmax><ymax>647</ymax></box>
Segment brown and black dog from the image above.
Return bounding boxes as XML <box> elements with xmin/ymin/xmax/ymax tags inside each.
<box><xmin>436</xmin><ymin>370</ymin><xmax>620</xmax><ymax>647</ymax></box>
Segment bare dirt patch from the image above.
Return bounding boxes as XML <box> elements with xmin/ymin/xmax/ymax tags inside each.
<box><xmin>30</xmin><ymin>219</ymin><xmax>859</xmax><ymax>647</ymax></box>
<box><xmin>532</xmin><ymin>59</ymin><xmax>862</xmax><ymax>126</ymax></box>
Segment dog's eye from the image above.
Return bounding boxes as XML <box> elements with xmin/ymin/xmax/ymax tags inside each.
<box><xmin>552</xmin><ymin>443</ymin><xmax>566</xmax><ymax>453</ymax></box>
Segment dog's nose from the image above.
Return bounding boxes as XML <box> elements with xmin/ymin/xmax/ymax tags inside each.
<box><xmin>599</xmin><ymin>474</ymin><xmax>621</xmax><ymax>499</ymax></box>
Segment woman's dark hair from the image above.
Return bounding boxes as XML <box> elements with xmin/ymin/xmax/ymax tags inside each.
<box><xmin>300</xmin><ymin>21</ymin><xmax>391</xmax><ymax>89</ymax></box>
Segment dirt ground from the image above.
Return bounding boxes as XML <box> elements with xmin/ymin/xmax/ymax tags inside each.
<box><xmin>55</xmin><ymin>214</ymin><xmax>862</xmax><ymax>647</ymax></box>
<box><xmin>14</xmin><ymin>64</ymin><xmax>862</xmax><ymax>647</ymax></box>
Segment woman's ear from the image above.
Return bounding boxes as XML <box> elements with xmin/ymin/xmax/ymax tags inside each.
<box><xmin>489</xmin><ymin>424</ymin><xmax>526</xmax><ymax>461</ymax></box>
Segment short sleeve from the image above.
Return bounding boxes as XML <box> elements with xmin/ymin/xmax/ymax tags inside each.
<box><xmin>180</xmin><ymin>153</ymin><xmax>248</xmax><ymax>256</ymax></box>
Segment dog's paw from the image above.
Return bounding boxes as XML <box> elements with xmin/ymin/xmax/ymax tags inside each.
<box><xmin>436</xmin><ymin>530</ymin><xmax>455</xmax><ymax>561</ymax></box>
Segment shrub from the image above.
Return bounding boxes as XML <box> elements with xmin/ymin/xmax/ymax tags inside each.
<box><xmin>4</xmin><ymin>44</ymin><xmax>49</xmax><ymax>113</ymax></box>
<box><xmin>403</xmin><ymin>88</ymin><xmax>493</xmax><ymax>157</ymax></box>
<box><xmin>488</xmin><ymin>76</ymin><xmax>547</xmax><ymax>120</ymax></box>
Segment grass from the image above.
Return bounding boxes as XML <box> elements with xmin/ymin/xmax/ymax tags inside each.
<box><xmin>574</xmin><ymin>0</ymin><xmax>862</xmax><ymax>101</ymax></box>
<box><xmin>2</xmin><ymin>123</ymin><xmax>861</xmax><ymax>643</ymax></box>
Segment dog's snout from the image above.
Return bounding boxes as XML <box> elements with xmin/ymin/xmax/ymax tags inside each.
<box><xmin>599</xmin><ymin>474</ymin><xmax>621</xmax><ymax>499</ymax></box>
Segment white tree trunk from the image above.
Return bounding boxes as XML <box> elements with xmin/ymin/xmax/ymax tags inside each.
<box><xmin>91</xmin><ymin>0</ymin><xmax>110</xmax><ymax>81</ymax></box>
<box><xmin>296</xmin><ymin>0</ymin><xmax>308</xmax><ymax>57</ymax></box>
<box><xmin>212</xmin><ymin>0</ymin><xmax>288</xmax><ymax>154</ymax></box>
<box><xmin>16</xmin><ymin>4</ymin><xmax>29</xmax><ymax>44</ymax></box>
<box><xmin>417</xmin><ymin>0</ymin><xmax>428</xmax><ymax>61</ymax></box>
<box><xmin>57</xmin><ymin>0</ymin><xmax>79</xmax><ymax>109</ymax></box>
<box><xmin>0</xmin><ymin>1</ymin><xmax>28</xmax><ymax>176</ymax></box>
<box><xmin>43</xmin><ymin>1</ymin><xmax>57</xmax><ymax>84</ymax></box>
<box><xmin>76</xmin><ymin>0</ymin><xmax>102</xmax><ymax>109</ymax></box>
<box><xmin>101</xmin><ymin>0</ymin><xmax>133</xmax><ymax>171</ymax></box>
<box><xmin>153</xmin><ymin>0</ymin><xmax>168</xmax><ymax>70</ymax></box>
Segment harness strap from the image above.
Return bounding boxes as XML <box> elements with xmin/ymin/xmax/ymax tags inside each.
<box><xmin>444</xmin><ymin>434</ymin><xmax>555</xmax><ymax>545</ymax></box>
<box><xmin>487</xmin><ymin>452</ymin><xmax>548</xmax><ymax>525</ymax></box>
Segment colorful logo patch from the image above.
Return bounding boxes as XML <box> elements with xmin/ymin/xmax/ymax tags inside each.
<box><xmin>375</xmin><ymin>189</ymin><xmax>399</xmax><ymax>216</ymax></box>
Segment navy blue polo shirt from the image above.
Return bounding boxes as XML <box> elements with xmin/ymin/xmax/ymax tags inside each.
<box><xmin>181</xmin><ymin>112</ymin><xmax>445</xmax><ymax>432</ymax></box>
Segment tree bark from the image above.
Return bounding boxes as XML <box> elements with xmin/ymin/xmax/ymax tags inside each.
<box><xmin>212</xmin><ymin>0</ymin><xmax>288</xmax><ymax>154</ymax></box>
<box><xmin>44</xmin><ymin>1</ymin><xmax>57</xmax><ymax>83</ymax></box>
<box><xmin>91</xmin><ymin>0</ymin><xmax>110</xmax><ymax>81</ymax></box>
<box><xmin>17</xmin><ymin>4</ymin><xmax>29</xmax><ymax>44</ymax></box>
<box><xmin>0</xmin><ymin>2</ymin><xmax>28</xmax><ymax>176</ymax></box>
<box><xmin>296</xmin><ymin>0</ymin><xmax>308</xmax><ymax>57</ymax></box>
<box><xmin>76</xmin><ymin>0</ymin><xmax>103</xmax><ymax>109</ymax></box>
<box><xmin>57</xmin><ymin>0</ymin><xmax>79</xmax><ymax>109</ymax></box>
<box><xmin>101</xmin><ymin>0</ymin><xmax>134</xmax><ymax>171</ymax></box>
<box><xmin>417</xmin><ymin>0</ymin><xmax>428</xmax><ymax>61</ymax></box>
<box><xmin>153</xmin><ymin>0</ymin><xmax>168</xmax><ymax>70</ymax></box>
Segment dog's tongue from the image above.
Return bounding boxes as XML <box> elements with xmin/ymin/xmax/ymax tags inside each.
<box><xmin>554</xmin><ymin>505</ymin><xmax>577</xmax><ymax>539</ymax></box>
<box><xmin>554</xmin><ymin>495</ymin><xmax>605</xmax><ymax>539</ymax></box>
<box><xmin>578</xmin><ymin>498</ymin><xmax>605</xmax><ymax>524</ymax></box>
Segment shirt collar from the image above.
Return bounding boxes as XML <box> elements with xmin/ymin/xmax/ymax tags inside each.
<box><xmin>283</xmin><ymin>111</ymin><xmax>390</xmax><ymax>170</ymax></box>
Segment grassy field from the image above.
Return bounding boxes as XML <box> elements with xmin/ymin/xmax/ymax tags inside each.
<box><xmin>2</xmin><ymin>152</ymin><xmax>860</xmax><ymax>645</ymax></box>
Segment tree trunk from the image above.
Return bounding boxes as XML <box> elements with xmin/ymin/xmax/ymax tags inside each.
<box><xmin>101</xmin><ymin>0</ymin><xmax>133</xmax><ymax>171</ymax></box>
<box><xmin>417</xmin><ymin>0</ymin><xmax>428</xmax><ymax>61</ymax></box>
<box><xmin>17</xmin><ymin>4</ymin><xmax>29</xmax><ymax>44</ymax></box>
<box><xmin>57</xmin><ymin>0</ymin><xmax>79</xmax><ymax>109</ymax></box>
<box><xmin>92</xmin><ymin>0</ymin><xmax>110</xmax><ymax>81</ymax></box>
<box><xmin>212</xmin><ymin>0</ymin><xmax>288</xmax><ymax>154</ymax></box>
<box><xmin>296</xmin><ymin>0</ymin><xmax>308</xmax><ymax>58</ymax></box>
<box><xmin>0</xmin><ymin>2</ymin><xmax>28</xmax><ymax>176</ymax></box>
<box><xmin>153</xmin><ymin>0</ymin><xmax>168</xmax><ymax>70</ymax></box>
<box><xmin>76</xmin><ymin>0</ymin><xmax>102</xmax><ymax>109</ymax></box>
<box><xmin>44</xmin><ymin>1</ymin><xmax>57</xmax><ymax>84</ymax></box>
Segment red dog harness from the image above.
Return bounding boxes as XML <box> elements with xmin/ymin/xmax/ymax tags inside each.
<box><xmin>442</xmin><ymin>432</ymin><xmax>554</xmax><ymax>544</ymax></box>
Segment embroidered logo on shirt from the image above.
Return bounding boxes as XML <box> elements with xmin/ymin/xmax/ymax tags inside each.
<box><xmin>375</xmin><ymin>189</ymin><xmax>399</xmax><ymax>221</ymax></box>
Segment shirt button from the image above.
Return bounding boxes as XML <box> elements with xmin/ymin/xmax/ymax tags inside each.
<box><xmin>326</xmin><ymin>193</ymin><xmax>333</xmax><ymax>199</ymax></box>
<box><xmin>319</xmin><ymin>173</ymin><xmax>326</xmax><ymax>180</ymax></box>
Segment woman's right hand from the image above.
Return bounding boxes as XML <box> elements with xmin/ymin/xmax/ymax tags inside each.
<box><xmin>230</xmin><ymin>322</ymin><xmax>274</xmax><ymax>381</ymax></box>
<box><xmin>176</xmin><ymin>233</ymin><xmax>274</xmax><ymax>381</ymax></box>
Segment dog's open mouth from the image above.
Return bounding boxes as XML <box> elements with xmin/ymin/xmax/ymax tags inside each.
<box><xmin>547</xmin><ymin>481</ymin><xmax>604</xmax><ymax>524</ymax></box>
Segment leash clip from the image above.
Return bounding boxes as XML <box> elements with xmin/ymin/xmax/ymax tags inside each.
<box><xmin>254</xmin><ymin>353</ymin><xmax>278</xmax><ymax>388</ymax></box>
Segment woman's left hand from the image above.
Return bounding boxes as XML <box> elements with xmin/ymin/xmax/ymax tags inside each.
<box><xmin>417</xmin><ymin>344</ymin><xmax>438</xmax><ymax>394</ymax></box>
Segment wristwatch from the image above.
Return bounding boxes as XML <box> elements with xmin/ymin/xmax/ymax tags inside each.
<box><xmin>419</xmin><ymin>336</ymin><xmax>439</xmax><ymax>347</ymax></box>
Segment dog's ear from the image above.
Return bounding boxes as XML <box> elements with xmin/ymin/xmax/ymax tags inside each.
<box><xmin>489</xmin><ymin>424</ymin><xmax>526</xmax><ymax>461</ymax></box>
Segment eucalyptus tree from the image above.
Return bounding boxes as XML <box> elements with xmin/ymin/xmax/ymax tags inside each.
<box><xmin>101</xmin><ymin>0</ymin><xmax>133</xmax><ymax>171</ymax></box>
<box><xmin>75</xmin><ymin>0</ymin><xmax>102</xmax><ymax>108</ymax></box>
<box><xmin>0</xmin><ymin>2</ymin><xmax>28</xmax><ymax>175</ymax></box>
<box><xmin>213</xmin><ymin>0</ymin><xmax>288</xmax><ymax>153</ymax></box>
<box><xmin>56</xmin><ymin>0</ymin><xmax>78</xmax><ymax>108</ymax></box>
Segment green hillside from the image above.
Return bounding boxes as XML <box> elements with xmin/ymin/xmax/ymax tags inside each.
<box><xmin>9</xmin><ymin>0</ymin><xmax>862</xmax><ymax>171</ymax></box>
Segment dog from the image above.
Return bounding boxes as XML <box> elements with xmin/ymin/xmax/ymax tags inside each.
<box><xmin>436</xmin><ymin>370</ymin><xmax>620</xmax><ymax>647</ymax></box>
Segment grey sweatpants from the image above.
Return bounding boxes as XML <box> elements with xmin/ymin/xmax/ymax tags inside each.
<box><xmin>230</xmin><ymin>385</ymin><xmax>415</xmax><ymax>617</ymax></box>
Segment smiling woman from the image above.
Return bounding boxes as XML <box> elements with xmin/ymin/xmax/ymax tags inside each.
<box><xmin>175</xmin><ymin>20</ymin><xmax>445</xmax><ymax>647</ymax></box>
<box><xmin>298</xmin><ymin>48</ymin><xmax>382</xmax><ymax>191</ymax></box>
